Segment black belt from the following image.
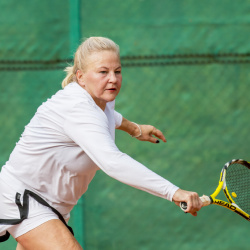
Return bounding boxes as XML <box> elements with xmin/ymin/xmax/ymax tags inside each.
<box><xmin>0</xmin><ymin>189</ymin><xmax>74</xmax><ymax>243</ymax></box>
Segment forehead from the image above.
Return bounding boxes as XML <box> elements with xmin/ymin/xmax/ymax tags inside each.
<box><xmin>86</xmin><ymin>50</ymin><xmax>121</xmax><ymax>69</ymax></box>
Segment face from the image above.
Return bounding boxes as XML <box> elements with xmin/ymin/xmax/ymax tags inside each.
<box><xmin>76</xmin><ymin>50</ymin><xmax>122</xmax><ymax>110</ymax></box>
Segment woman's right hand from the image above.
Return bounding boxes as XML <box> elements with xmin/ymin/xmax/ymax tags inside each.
<box><xmin>172</xmin><ymin>188</ymin><xmax>203</xmax><ymax>216</ymax></box>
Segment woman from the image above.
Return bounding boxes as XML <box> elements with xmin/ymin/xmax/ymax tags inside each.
<box><xmin>0</xmin><ymin>37</ymin><xmax>202</xmax><ymax>250</ymax></box>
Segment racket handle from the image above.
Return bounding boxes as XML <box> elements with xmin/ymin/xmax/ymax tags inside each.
<box><xmin>180</xmin><ymin>195</ymin><xmax>211</xmax><ymax>212</ymax></box>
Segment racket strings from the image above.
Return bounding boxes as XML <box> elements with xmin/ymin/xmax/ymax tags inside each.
<box><xmin>225</xmin><ymin>163</ymin><xmax>250</xmax><ymax>214</ymax></box>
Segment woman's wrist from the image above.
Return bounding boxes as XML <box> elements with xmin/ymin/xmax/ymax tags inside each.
<box><xmin>130</xmin><ymin>122</ymin><xmax>142</xmax><ymax>138</ymax></box>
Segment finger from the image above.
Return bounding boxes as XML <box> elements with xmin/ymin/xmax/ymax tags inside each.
<box><xmin>191</xmin><ymin>212</ymin><xmax>198</xmax><ymax>217</ymax></box>
<box><xmin>146</xmin><ymin>136</ymin><xmax>160</xmax><ymax>144</ymax></box>
<box><xmin>151</xmin><ymin>128</ymin><xmax>167</xmax><ymax>142</ymax></box>
<box><xmin>185</xmin><ymin>197</ymin><xmax>202</xmax><ymax>215</ymax></box>
<box><xmin>185</xmin><ymin>205</ymin><xmax>198</xmax><ymax>216</ymax></box>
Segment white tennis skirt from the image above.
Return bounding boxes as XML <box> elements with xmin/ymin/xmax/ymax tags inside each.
<box><xmin>0</xmin><ymin>172</ymin><xmax>67</xmax><ymax>239</ymax></box>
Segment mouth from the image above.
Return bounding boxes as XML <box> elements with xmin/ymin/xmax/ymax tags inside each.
<box><xmin>106</xmin><ymin>88</ymin><xmax>116</xmax><ymax>91</ymax></box>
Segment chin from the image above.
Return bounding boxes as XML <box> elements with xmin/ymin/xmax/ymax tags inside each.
<box><xmin>106</xmin><ymin>94</ymin><xmax>118</xmax><ymax>102</ymax></box>
<box><xmin>107</xmin><ymin>97</ymin><xmax>116</xmax><ymax>102</ymax></box>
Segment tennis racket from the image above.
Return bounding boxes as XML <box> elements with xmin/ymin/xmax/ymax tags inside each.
<box><xmin>180</xmin><ymin>159</ymin><xmax>250</xmax><ymax>221</ymax></box>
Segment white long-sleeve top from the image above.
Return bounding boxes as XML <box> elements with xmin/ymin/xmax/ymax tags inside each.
<box><xmin>2</xmin><ymin>82</ymin><xmax>178</xmax><ymax>214</ymax></box>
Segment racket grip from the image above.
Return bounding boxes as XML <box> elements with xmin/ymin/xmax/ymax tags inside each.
<box><xmin>180</xmin><ymin>195</ymin><xmax>211</xmax><ymax>212</ymax></box>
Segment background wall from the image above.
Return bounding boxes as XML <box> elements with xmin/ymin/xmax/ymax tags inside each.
<box><xmin>1</xmin><ymin>0</ymin><xmax>250</xmax><ymax>249</ymax></box>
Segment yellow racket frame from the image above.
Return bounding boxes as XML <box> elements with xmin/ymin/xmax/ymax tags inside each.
<box><xmin>209</xmin><ymin>169</ymin><xmax>250</xmax><ymax>221</ymax></box>
<box><xmin>180</xmin><ymin>159</ymin><xmax>250</xmax><ymax>221</ymax></box>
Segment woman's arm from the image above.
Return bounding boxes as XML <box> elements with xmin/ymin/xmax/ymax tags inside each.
<box><xmin>116</xmin><ymin>117</ymin><xmax>167</xmax><ymax>144</ymax></box>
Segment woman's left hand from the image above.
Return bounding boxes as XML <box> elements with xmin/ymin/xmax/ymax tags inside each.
<box><xmin>117</xmin><ymin>118</ymin><xmax>166</xmax><ymax>144</ymax></box>
<box><xmin>137</xmin><ymin>125</ymin><xmax>167</xmax><ymax>144</ymax></box>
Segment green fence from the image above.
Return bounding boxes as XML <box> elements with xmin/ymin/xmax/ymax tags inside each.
<box><xmin>1</xmin><ymin>1</ymin><xmax>250</xmax><ymax>249</ymax></box>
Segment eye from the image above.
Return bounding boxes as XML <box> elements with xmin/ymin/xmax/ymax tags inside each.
<box><xmin>115</xmin><ymin>70</ymin><xmax>121</xmax><ymax>74</ymax></box>
<box><xmin>100</xmin><ymin>71</ymin><xmax>107</xmax><ymax>74</ymax></box>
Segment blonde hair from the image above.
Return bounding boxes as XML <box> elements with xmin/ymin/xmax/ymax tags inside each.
<box><xmin>62</xmin><ymin>37</ymin><xmax>120</xmax><ymax>88</ymax></box>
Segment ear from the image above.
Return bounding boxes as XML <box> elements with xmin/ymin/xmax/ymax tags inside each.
<box><xmin>76</xmin><ymin>70</ymin><xmax>85</xmax><ymax>87</ymax></box>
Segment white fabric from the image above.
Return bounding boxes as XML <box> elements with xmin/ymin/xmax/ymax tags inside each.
<box><xmin>0</xmin><ymin>173</ymin><xmax>60</xmax><ymax>238</ymax></box>
<box><xmin>1</xmin><ymin>82</ymin><xmax>178</xmax><ymax>217</ymax></box>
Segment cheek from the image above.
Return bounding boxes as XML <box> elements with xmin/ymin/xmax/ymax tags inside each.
<box><xmin>117</xmin><ymin>75</ymin><xmax>122</xmax><ymax>86</ymax></box>
<box><xmin>95</xmin><ymin>82</ymin><xmax>107</xmax><ymax>95</ymax></box>
<box><xmin>86</xmin><ymin>75</ymin><xmax>103</xmax><ymax>90</ymax></box>
<box><xmin>117</xmin><ymin>75</ymin><xmax>122</xmax><ymax>87</ymax></box>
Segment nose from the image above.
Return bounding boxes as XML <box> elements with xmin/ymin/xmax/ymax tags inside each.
<box><xmin>108</xmin><ymin>72</ymin><xmax>117</xmax><ymax>83</ymax></box>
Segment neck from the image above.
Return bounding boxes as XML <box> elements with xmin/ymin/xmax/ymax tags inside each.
<box><xmin>93</xmin><ymin>98</ymin><xmax>106</xmax><ymax>111</ymax></box>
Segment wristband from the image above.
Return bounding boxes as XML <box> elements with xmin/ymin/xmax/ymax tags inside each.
<box><xmin>131</xmin><ymin>122</ymin><xmax>142</xmax><ymax>138</ymax></box>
